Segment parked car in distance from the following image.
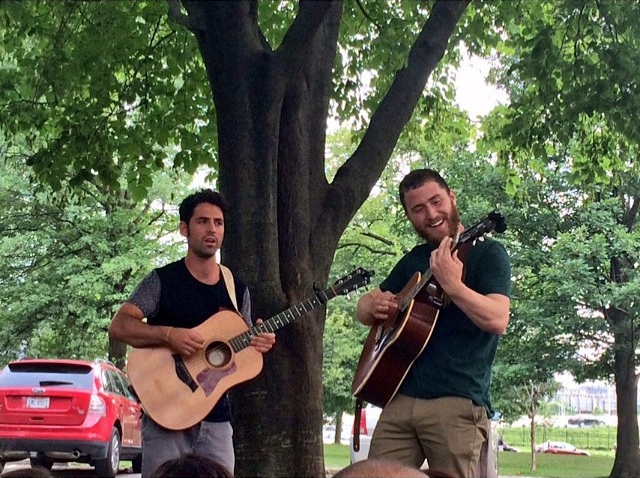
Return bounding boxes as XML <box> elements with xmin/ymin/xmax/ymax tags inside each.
<box><xmin>498</xmin><ymin>435</ymin><xmax>520</xmax><ymax>452</ymax></box>
<box><xmin>323</xmin><ymin>424</ymin><xmax>350</xmax><ymax>445</ymax></box>
<box><xmin>535</xmin><ymin>441</ymin><xmax>590</xmax><ymax>456</ymax></box>
<box><xmin>567</xmin><ymin>415</ymin><xmax>605</xmax><ymax>427</ymax></box>
<box><xmin>0</xmin><ymin>358</ymin><xmax>142</xmax><ymax>476</ymax></box>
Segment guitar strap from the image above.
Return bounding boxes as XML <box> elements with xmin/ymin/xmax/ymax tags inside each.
<box><xmin>219</xmin><ymin>264</ymin><xmax>240</xmax><ymax>315</ymax></box>
<box><xmin>353</xmin><ymin>398</ymin><xmax>363</xmax><ymax>452</ymax></box>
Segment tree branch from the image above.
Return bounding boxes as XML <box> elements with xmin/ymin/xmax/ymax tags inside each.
<box><xmin>359</xmin><ymin>230</ymin><xmax>395</xmax><ymax>247</ymax></box>
<box><xmin>167</xmin><ymin>0</ymin><xmax>204</xmax><ymax>32</ymax></box>
<box><xmin>332</xmin><ymin>0</ymin><xmax>472</xmax><ymax>224</ymax></box>
<box><xmin>354</xmin><ymin>0</ymin><xmax>382</xmax><ymax>31</ymax></box>
<box><xmin>277</xmin><ymin>0</ymin><xmax>342</xmax><ymax>70</ymax></box>
<box><xmin>336</xmin><ymin>242</ymin><xmax>397</xmax><ymax>256</ymax></box>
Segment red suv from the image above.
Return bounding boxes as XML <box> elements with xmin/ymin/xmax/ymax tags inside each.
<box><xmin>0</xmin><ymin>358</ymin><xmax>142</xmax><ymax>477</ymax></box>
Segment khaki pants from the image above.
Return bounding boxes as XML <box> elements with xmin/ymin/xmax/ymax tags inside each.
<box><xmin>368</xmin><ymin>394</ymin><xmax>488</xmax><ymax>478</ymax></box>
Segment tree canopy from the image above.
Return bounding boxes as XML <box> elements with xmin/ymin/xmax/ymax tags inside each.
<box><xmin>2</xmin><ymin>1</ymin><xmax>639</xmax><ymax>477</ymax></box>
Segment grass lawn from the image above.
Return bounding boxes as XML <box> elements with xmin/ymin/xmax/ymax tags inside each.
<box><xmin>323</xmin><ymin>444</ymin><xmax>615</xmax><ymax>478</ymax></box>
<box><xmin>498</xmin><ymin>452</ymin><xmax>614</xmax><ymax>477</ymax></box>
<box><xmin>324</xmin><ymin>444</ymin><xmax>350</xmax><ymax>470</ymax></box>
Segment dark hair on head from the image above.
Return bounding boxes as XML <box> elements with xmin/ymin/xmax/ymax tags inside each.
<box><xmin>150</xmin><ymin>454</ymin><xmax>234</xmax><ymax>478</ymax></box>
<box><xmin>179</xmin><ymin>189</ymin><xmax>228</xmax><ymax>224</ymax></box>
<box><xmin>399</xmin><ymin>168</ymin><xmax>450</xmax><ymax>212</ymax></box>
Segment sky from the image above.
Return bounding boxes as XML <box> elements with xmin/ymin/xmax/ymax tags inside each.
<box><xmin>454</xmin><ymin>53</ymin><xmax>508</xmax><ymax>120</ymax></box>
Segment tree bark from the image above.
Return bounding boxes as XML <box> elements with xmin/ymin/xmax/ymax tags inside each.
<box><xmin>608</xmin><ymin>307</ymin><xmax>640</xmax><ymax>477</ymax></box>
<box><xmin>177</xmin><ymin>1</ymin><xmax>471</xmax><ymax>475</ymax></box>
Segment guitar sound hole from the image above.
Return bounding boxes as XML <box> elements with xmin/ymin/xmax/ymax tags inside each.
<box><xmin>205</xmin><ymin>342</ymin><xmax>232</xmax><ymax>368</ymax></box>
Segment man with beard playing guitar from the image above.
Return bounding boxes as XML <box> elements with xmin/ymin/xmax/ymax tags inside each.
<box><xmin>354</xmin><ymin>169</ymin><xmax>511</xmax><ymax>478</ymax></box>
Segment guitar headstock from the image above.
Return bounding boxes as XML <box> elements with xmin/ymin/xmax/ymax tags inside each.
<box><xmin>331</xmin><ymin>268</ymin><xmax>374</xmax><ymax>297</ymax></box>
<box><xmin>458</xmin><ymin>211</ymin><xmax>507</xmax><ymax>246</ymax></box>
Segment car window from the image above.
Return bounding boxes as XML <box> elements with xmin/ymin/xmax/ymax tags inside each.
<box><xmin>0</xmin><ymin>362</ymin><xmax>94</xmax><ymax>389</ymax></box>
<box><xmin>109</xmin><ymin>371</ymin><xmax>129</xmax><ymax>397</ymax></box>
<box><xmin>101</xmin><ymin>370</ymin><xmax>120</xmax><ymax>394</ymax></box>
<box><xmin>114</xmin><ymin>371</ymin><xmax>138</xmax><ymax>401</ymax></box>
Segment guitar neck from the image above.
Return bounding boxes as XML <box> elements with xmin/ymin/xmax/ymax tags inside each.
<box><xmin>228</xmin><ymin>288</ymin><xmax>336</xmax><ymax>353</ymax></box>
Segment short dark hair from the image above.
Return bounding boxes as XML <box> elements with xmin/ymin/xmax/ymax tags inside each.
<box><xmin>179</xmin><ymin>189</ymin><xmax>228</xmax><ymax>224</ymax></box>
<box><xmin>150</xmin><ymin>454</ymin><xmax>234</xmax><ymax>478</ymax></box>
<box><xmin>399</xmin><ymin>168</ymin><xmax>450</xmax><ymax>212</ymax></box>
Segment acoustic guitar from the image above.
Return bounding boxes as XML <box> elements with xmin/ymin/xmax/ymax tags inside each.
<box><xmin>127</xmin><ymin>267</ymin><xmax>372</xmax><ymax>430</ymax></box>
<box><xmin>351</xmin><ymin>212</ymin><xmax>506</xmax><ymax>408</ymax></box>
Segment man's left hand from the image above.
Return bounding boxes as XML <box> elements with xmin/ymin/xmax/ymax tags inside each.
<box><xmin>430</xmin><ymin>236</ymin><xmax>464</xmax><ymax>295</ymax></box>
<box><xmin>251</xmin><ymin>319</ymin><xmax>276</xmax><ymax>353</ymax></box>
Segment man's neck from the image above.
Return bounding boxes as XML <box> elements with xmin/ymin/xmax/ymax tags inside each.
<box><xmin>184</xmin><ymin>254</ymin><xmax>220</xmax><ymax>285</ymax></box>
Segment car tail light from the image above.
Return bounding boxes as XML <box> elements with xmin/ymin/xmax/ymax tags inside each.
<box><xmin>88</xmin><ymin>395</ymin><xmax>106</xmax><ymax>416</ymax></box>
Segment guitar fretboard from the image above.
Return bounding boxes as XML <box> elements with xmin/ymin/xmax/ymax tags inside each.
<box><xmin>228</xmin><ymin>289</ymin><xmax>336</xmax><ymax>353</ymax></box>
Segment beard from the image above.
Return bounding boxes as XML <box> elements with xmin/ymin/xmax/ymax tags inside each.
<box><xmin>414</xmin><ymin>205</ymin><xmax>461</xmax><ymax>245</ymax></box>
<box><xmin>192</xmin><ymin>247</ymin><xmax>218</xmax><ymax>259</ymax></box>
<box><xmin>186</xmin><ymin>228</ymin><xmax>220</xmax><ymax>259</ymax></box>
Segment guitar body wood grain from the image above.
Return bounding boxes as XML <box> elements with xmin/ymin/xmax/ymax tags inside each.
<box><xmin>127</xmin><ymin>310</ymin><xmax>263</xmax><ymax>430</ymax></box>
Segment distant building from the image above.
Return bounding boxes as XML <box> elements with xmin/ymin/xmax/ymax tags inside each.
<box><xmin>553</xmin><ymin>373</ymin><xmax>618</xmax><ymax>415</ymax></box>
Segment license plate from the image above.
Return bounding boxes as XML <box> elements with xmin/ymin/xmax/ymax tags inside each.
<box><xmin>27</xmin><ymin>397</ymin><xmax>50</xmax><ymax>409</ymax></box>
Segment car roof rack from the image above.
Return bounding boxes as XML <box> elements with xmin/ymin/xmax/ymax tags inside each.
<box><xmin>94</xmin><ymin>358</ymin><xmax>116</xmax><ymax>367</ymax></box>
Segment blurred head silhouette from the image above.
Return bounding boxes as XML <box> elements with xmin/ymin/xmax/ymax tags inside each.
<box><xmin>150</xmin><ymin>453</ymin><xmax>234</xmax><ymax>478</ymax></box>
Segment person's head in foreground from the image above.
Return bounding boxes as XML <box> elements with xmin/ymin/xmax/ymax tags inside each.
<box><xmin>333</xmin><ymin>458</ymin><xmax>455</xmax><ymax>478</ymax></box>
<box><xmin>149</xmin><ymin>453</ymin><xmax>234</xmax><ymax>478</ymax></box>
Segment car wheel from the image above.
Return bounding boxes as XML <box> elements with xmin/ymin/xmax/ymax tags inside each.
<box><xmin>132</xmin><ymin>453</ymin><xmax>142</xmax><ymax>473</ymax></box>
<box><xmin>30</xmin><ymin>452</ymin><xmax>54</xmax><ymax>470</ymax></box>
<box><xmin>94</xmin><ymin>428</ymin><xmax>121</xmax><ymax>478</ymax></box>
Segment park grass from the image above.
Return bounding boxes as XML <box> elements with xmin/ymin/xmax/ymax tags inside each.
<box><xmin>498</xmin><ymin>451</ymin><xmax>614</xmax><ymax>477</ymax></box>
<box><xmin>323</xmin><ymin>444</ymin><xmax>615</xmax><ymax>477</ymax></box>
<box><xmin>324</xmin><ymin>443</ymin><xmax>350</xmax><ymax>470</ymax></box>
<box><xmin>499</xmin><ymin>426</ymin><xmax>617</xmax><ymax>452</ymax></box>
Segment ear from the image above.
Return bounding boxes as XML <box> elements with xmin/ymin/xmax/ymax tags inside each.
<box><xmin>450</xmin><ymin>190</ymin><xmax>457</xmax><ymax>205</ymax></box>
<box><xmin>179</xmin><ymin>221</ymin><xmax>189</xmax><ymax>238</ymax></box>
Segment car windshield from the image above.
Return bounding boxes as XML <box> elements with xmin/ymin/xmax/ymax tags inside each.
<box><xmin>0</xmin><ymin>363</ymin><xmax>94</xmax><ymax>389</ymax></box>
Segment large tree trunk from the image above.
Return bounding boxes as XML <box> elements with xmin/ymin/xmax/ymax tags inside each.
<box><xmin>608</xmin><ymin>197</ymin><xmax>640</xmax><ymax>478</ymax></box>
<box><xmin>177</xmin><ymin>1</ymin><xmax>471</xmax><ymax>475</ymax></box>
<box><xmin>609</xmin><ymin>309</ymin><xmax>640</xmax><ymax>477</ymax></box>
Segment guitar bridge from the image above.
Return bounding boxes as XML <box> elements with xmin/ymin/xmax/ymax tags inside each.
<box><xmin>418</xmin><ymin>283</ymin><xmax>444</xmax><ymax>309</ymax></box>
<box><xmin>173</xmin><ymin>354</ymin><xmax>198</xmax><ymax>392</ymax></box>
<box><xmin>428</xmin><ymin>296</ymin><xmax>444</xmax><ymax>308</ymax></box>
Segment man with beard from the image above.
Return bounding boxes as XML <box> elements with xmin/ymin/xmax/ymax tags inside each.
<box><xmin>355</xmin><ymin>169</ymin><xmax>511</xmax><ymax>478</ymax></box>
<box><xmin>109</xmin><ymin>189</ymin><xmax>275</xmax><ymax>477</ymax></box>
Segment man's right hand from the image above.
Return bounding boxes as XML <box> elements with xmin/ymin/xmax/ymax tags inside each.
<box><xmin>165</xmin><ymin>327</ymin><xmax>205</xmax><ymax>356</ymax></box>
<box><xmin>356</xmin><ymin>288</ymin><xmax>398</xmax><ymax>325</ymax></box>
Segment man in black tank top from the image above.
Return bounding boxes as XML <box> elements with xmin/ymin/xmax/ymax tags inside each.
<box><xmin>109</xmin><ymin>189</ymin><xmax>276</xmax><ymax>477</ymax></box>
